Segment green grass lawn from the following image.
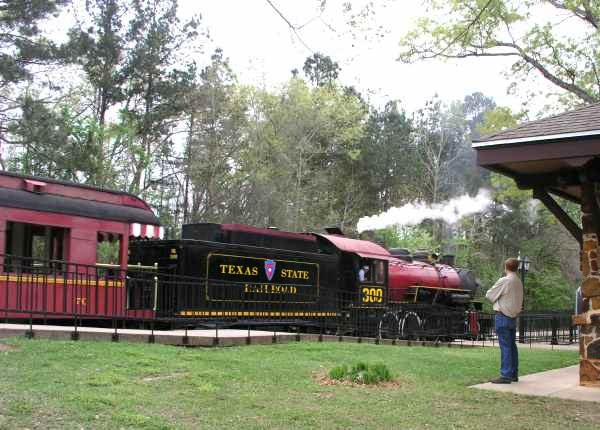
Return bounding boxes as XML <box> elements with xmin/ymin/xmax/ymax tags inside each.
<box><xmin>0</xmin><ymin>339</ymin><xmax>596</xmax><ymax>429</ymax></box>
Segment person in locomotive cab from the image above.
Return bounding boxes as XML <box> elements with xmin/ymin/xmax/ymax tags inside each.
<box><xmin>358</xmin><ymin>265</ymin><xmax>370</xmax><ymax>283</ymax></box>
<box><xmin>485</xmin><ymin>258</ymin><xmax>524</xmax><ymax>384</ymax></box>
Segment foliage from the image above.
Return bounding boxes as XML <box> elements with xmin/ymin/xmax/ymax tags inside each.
<box><xmin>526</xmin><ymin>267</ymin><xmax>575</xmax><ymax>311</ymax></box>
<box><xmin>59</xmin><ymin>0</ymin><xmax>201</xmax><ymax>193</ymax></box>
<box><xmin>180</xmin><ymin>49</ymin><xmax>248</xmax><ymax>224</ymax></box>
<box><xmin>357</xmin><ymin>100</ymin><xmax>415</xmax><ymax>212</ymax></box>
<box><xmin>393</xmin><ymin>225</ymin><xmax>436</xmax><ymax>252</ymax></box>
<box><xmin>97</xmin><ymin>240</ymin><xmax>120</xmax><ymax>265</ymax></box>
<box><xmin>328</xmin><ymin>363</ymin><xmax>348</xmax><ymax>380</ymax></box>
<box><xmin>398</xmin><ymin>0</ymin><xmax>600</xmax><ymax>105</ymax></box>
<box><xmin>238</xmin><ymin>77</ymin><xmax>367</xmax><ymax>231</ymax></box>
<box><xmin>353</xmin><ymin>362</ymin><xmax>392</xmax><ymax>384</ymax></box>
<box><xmin>0</xmin><ymin>0</ymin><xmax>68</xmax><ymax>83</ymax></box>
<box><xmin>302</xmin><ymin>52</ymin><xmax>341</xmax><ymax>86</ymax></box>
<box><xmin>0</xmin><ymin>0</ymin><xmax>70</xmax><ymax>168</ymax></box>
<box><xmin>329</xmin><ymin>361</ymin><xmax>393</xmax><ymax>384</ymax></box>
<box><xmin>477</xmin><ymin>106</ymin><xmax>523</xmax><ymax>136</ymax></box>
<box><xmin>413</xmin><ymin>97</ymin><xmax>468</xmax><ymax>204</ymax></box>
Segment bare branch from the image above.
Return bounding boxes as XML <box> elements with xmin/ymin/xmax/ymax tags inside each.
<box><xmin>265</xmin><ymin>0</ymin><xmax>314</xmax><ymax>53</ymax></box>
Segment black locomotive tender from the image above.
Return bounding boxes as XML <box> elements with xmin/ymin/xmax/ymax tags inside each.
<box><xmin>129</xmin><ymin>223</ymin><xmax>482</xmax><ymax>338</ymax></box>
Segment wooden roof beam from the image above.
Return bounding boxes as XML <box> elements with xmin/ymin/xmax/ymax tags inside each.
<box><xmin>532</xmin><ymin>188</ymin><xmax>582</xmax><ymax>248</ymax></box>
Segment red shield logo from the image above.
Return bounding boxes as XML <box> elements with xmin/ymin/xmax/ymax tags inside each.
<box><xmin>265</xmin><ymin>259</ymin><xmax>276</xmax><ymax>281</ymax></box>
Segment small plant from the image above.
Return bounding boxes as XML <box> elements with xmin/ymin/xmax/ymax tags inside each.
<box><xmin>329</xmin><ymin>364</ymin><xmax>348</xmax><ymax>380</ymax></box>
<box><xmin>349</xmin><ymin>361</ymin><xmax>369</xmax><ymax>384</ymax></box>
<box><xmin>328</xmin><ymin>362</ymin><xmax>392</xmax><ymax>385</ymax></box>
<box><xmin>370</xmin><ymin>363</ymin><xmax>392</xmax><ymax>382</ymax></box>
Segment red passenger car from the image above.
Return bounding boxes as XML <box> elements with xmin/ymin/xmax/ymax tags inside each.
<box><xmin>0</xmin><ymin>171</ymin><xmax>162</xmax><ymax>320</ymax></box>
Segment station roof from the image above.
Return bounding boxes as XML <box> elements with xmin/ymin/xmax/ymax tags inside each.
<box><xmin>472</xmin><ymin>102</ymin><xmax>600</xmax><ymax>203</ymax></box>
<box><xmin>473</xmin><ymin>103</ymin><xmax>600</xmax><ymax>147</ymax></box>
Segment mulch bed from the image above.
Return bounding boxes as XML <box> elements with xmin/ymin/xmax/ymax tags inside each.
<box><xmin>312</xmin><ymin>371</ymin><xmax>404</xmax><ymax>388</ymax></box>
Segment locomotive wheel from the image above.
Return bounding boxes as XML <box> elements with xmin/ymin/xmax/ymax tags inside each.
<box><xmin>378</xmin><ymin>312</ymin><xmax>399</xmax><ymax>339</ymax></box>
<box><xmin>400</xmin><ymin>312</ymin><xmax>421</xmax><ymax>340</ymax></box>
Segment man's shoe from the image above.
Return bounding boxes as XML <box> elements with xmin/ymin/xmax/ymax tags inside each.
<box><xmin>490</xmin><ymin>377</ymin><xmax>512</xmax><ymax>384</ymax></box>
<box><xmin>510</xmin><ymin>376</ymin><xmax>518</xmax><ymax>382</ymax></box>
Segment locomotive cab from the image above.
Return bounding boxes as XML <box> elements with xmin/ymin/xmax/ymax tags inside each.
<box><xmin>314</xmin><ymin>233</ymin><xmax>393</xmax><ymax>335</ymax></box>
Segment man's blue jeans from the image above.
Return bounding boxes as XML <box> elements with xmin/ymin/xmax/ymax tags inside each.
<box><xmin>495</xmin><ymin>313</ymin><xmax>518</xmax><ymax>379</ymax></box>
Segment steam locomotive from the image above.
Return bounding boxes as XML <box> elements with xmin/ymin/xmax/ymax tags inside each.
<box><xmin>129</xmin><ymin>223</ymin><xmax>482</xmax><ymax>337</ymax></box>
<box><xmin>0</xmin><ymin>171</ymin><xmax>481</xmax><ymax>338</ymax></box>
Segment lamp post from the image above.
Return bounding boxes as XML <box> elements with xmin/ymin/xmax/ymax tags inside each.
<box><xmin>518</xmin><ymin>253</ymin><xmax>530</xmax><ymax>343</ymax></box>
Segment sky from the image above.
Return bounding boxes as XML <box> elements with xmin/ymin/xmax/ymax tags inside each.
<box><xmin>179</xmin><ymin>0</ymin><xmax>551</xmax><ymax>115</ymax></box>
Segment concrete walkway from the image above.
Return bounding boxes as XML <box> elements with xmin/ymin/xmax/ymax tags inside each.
<box><xmin>0</xmin><ymin>323</ymin><xmax>298</xmax><ymax>346</ymax></box>
<box><xmin>472</xmin><ymin>365</ymin><xmax>600</xmax><ymax>403</ymax></box>
<box><xmin>0</xmin><ymin>323</ymin><xmax>481</xmax><ymax>347</ymax></box>
<box><xmin>0</xmin><ymin>323</ymin><xmax>577</xmax><ymax>350</ymax></box>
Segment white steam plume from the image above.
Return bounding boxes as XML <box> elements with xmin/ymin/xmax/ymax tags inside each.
<box><xmin>357</xmin><ymin>190</ymin><xmax>492</xmax><ymax>233</ymax></box>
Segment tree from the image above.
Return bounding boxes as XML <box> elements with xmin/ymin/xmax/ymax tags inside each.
<box><xmin>60</xmin><ymin>0</ymin><xmax>126</xmax><ymax>186</ymax></box>
<box><xmin>412</xmin><ymin>97</ymin><xmax>468</xmax><ymax>204</ymax></box>
<box><xmin>0</xmin><ymin>0</ymin><xmax>68</xmax><ymax>85</ymax></box>
<box><xmin>398</xmin><ymin>0</ymin><xmax>600</xmax><ymax>105</ymax></box>
<box><xmin>182</xmin><ymin>49</ymin><xmax>248</xmax><ymax>224</ymax></box>
<box><xmin>455</xmin><ymin>92</ymin><xmax>497</xmax><ymax>194</ymax></box>
<box><xmin>356</xmin><ymin>101</ymin><xmax>416</xmax><ymax>212</ymax></box>
<box><xmin>66</xmin><ymin>0</ymin><xmax>124</xmax><ymax>129</ymax></box>
<box><xmin>119</xmin><ymin>0</ymin><xmax>200</xmax><ymax>196</ymax></box>
<box><xmin>302</xmin><ymin>52</ymin><xmax>341</xmax><ymax>86</ymax></box>
<box><xmin>0</xmin><ymin>0</ymin><xmax>69</xmax><ymax>168</ymax></box>
<box><xmin>239</xmin><ymin>78</ymin><xmax>366</xmax><ymax>231</ymax></box>
<box><xmin>61</xmin><ymin>0</ymin><xmax>200</xmax><ymax>194</ymax></box>
<box><xmin>8</xmin><ymin>91</ymin><xmax>133</xmax><ymax>184</ymax></box>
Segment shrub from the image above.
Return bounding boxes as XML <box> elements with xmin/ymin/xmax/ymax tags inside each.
<box><xmin>329</xmin><ymin>364</ymin><xmax>348</xmax><ymax>380</ymax></box>
<box><xmin>328</xmin><ymin>362</ymin><xmax>392</xmax><ymax>385</ymax></box>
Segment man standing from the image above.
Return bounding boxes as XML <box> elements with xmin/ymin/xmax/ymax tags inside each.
<box><xmin>486</xmin><ymin>258</ymin><xmax>524</xmax><ymax>384</ymax></box>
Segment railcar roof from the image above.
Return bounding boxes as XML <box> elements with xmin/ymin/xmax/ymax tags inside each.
<box><xmin>316</xmin><ymin>234</ymin><xmax>391</xmax><ymax>258</ymax></box>
<box><xmin>0</xmin><ymin>170</ymin><xmax>152</xmax><ymax>209</ymax></box>
<box><xmin>0</xmin><ymin>187</ymin><xmax>159</xmax><ymax>225</ymax></box>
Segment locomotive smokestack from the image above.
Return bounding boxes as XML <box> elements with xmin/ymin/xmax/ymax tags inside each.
<box><xmin>324</xmin><ymin>226</ymin><xmax>344</xmax><ymax>236</ymax></box>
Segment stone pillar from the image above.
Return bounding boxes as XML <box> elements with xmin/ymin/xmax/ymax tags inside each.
<box><xmin>574</xmin><ymin>181</ymin><xmax>600</xmax><ymax>386</ymax></box>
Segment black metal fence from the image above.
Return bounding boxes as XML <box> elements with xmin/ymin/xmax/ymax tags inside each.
<box><xmin>0</xmin><ymin>254</ymin><xmax>578</xmax><ymax>345</ymax></box>
<box><xmin>475</xmin><ymin>311</ymin><xmax>577</xmax><ymax>345</ymax></box>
